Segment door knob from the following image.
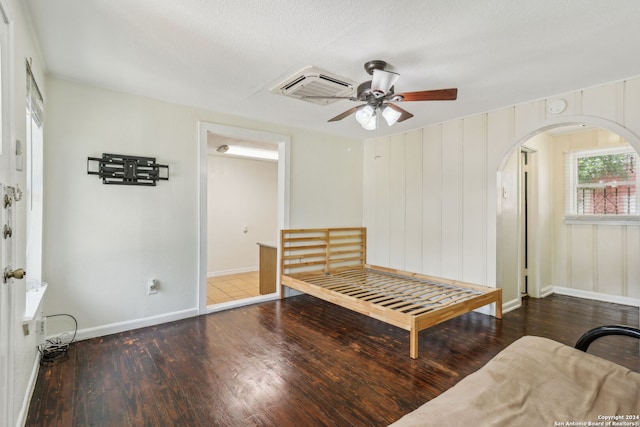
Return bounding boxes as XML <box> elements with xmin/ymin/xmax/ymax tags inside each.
<box><xmin>3</xmin><ymin>267</ymin><xmax>26</xmax><ymax>283</ymax></box>
<box><xmin>3</xmin><ymin>225</ymin><xmax>11</xmax><ymax>239</ymax></box>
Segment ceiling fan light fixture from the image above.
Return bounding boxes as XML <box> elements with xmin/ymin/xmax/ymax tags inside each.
<box><xmin>382</xmin><ymin>105</ymin><xmax>402</xmax><ymax>126</ymax></box>
<box><xmin>323</xmin><ymin>60</ymin><xmax>458</xmax><ymax>130</ymax></box>
<box><xmin>355</xmin><ymin>105</ymin><xmax>375</xmax><ymax>128</ymax></box>
<box><xmin>371</xmin><ymin>69</ymin><xmax>400</xmax><ymax>98</ymax></box>
<box><xmin>361</xmin><ymin>115</ymin><xmax>377</xmax><ymax>130</ymax></box>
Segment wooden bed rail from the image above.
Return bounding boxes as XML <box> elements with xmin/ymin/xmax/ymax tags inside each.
<box><xmin>280</xmin><ymin>227</ymin><xmax>502</xmax><ymax>358</ymax></box>
<box><xmin>280</xmin><ymin>227</ymin><xmax>366</xmax><ymax>277</ymax></box>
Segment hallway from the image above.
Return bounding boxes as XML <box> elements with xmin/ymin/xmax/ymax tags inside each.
<box><xmin>206</xmin><ymin>271</ymin><xmax>260</xmax><ymax>304</ymax></box>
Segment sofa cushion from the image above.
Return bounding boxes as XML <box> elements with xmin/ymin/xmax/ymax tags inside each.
<box><xmin>388</xmin><ymin>335</ymin><xmax>640</xmax><ymax>427</ymax></box>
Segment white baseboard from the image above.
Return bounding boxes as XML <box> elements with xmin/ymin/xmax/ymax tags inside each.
<box><xmin>553</xmin><ymin>287</ymin><xmax>640</xmax><ymax>307</ymax></box>
<box><xmin>501</xmin><ymin>297</ymin><xmax>522</xmax><ymax>314</ymax></box>
<box><xmin>72</xmin><ymin>308</ymin><xmax>199</xmax><ymax>342</ymax></box>
<box><xmin>282</xmin><ymin>285</ymin><xmax>303</xmax><ymax>298</ymax></box>
<box><xmin>500</xmin><ymin>287</ymin><xmax>638</xmax><ymax>317</ymax></box>
<box><xmin>207</xmin><ymin>266</ymin><xmax>258</xmax><ymax>278</ymax></box>
<box><xmin>540</xmin><ymin>285</ymin><xmax>554</xmax><ymax>298</ymax></box>
<box><xmin>206</xmin><ymin>293</ymin><xmax>280</xmax><ymax>314</ymax></box>
<box><xmin>471</xmin><ymin>303</ymin><xmax>502</xmax><ymax>317</ymax></box>
<box><xmin>17</xmin><ymin>353</ymin><xmax>41</xmax><ymax>427</ymax></box>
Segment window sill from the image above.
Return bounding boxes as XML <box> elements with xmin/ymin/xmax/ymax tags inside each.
<box><xmin>564</xmin><ymin>215</ymin><xmax>640</xmax><ymax>226</ymax></box>
<box><xmin>23</xmin><ymin>282</ymin><xmax>47</xmax><ymax>323</ymax></box>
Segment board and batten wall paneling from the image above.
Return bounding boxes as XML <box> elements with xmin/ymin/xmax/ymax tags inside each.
<box><xmin>440</xmin><ymin>121</ymin><xmax>464</xmax><ymax>279</ymax></box>
<box><xmin>514</xmin><ymin>100</ymin><xmax>545</xmax><ymax>139</ymax></box>
<box><xmin>421</xmin><ymin>125</ymin><xmax>443</xmax><ymax>276</ymax></box>
<box><xmin>570</xmin><ymin>225</ymin><xmax>595</xmax><ymax>291</ymax></box>
<box><xmin>363</xmin><ymin>138</ymin><xmax>377</xmax><ymax>264</ymax></box>
<box><xmin>549</xmin><ymin>128</ymin><xmax>639</xmax><ymax>299</ymax></box>
<box><xmin>555</xmin><ymin>90</ymin><xmax>583</xmax><ymax>117</ymax></box>
<box><xmin>363</xmin><ymin>75</ymin><xmax>640</xmax><ymax>308</ymax></box>
<box><xmin>627</xmin><ymin>226</ymin><xmax>640</xmax><ymax>299</ymax></box>
<box><xmin>486</xmin><ymin>108</ymin><xmax>514</xmax><ymax>289</ymax></box>
<box><xmin>623</xmin><ymin>79</ymin><xmax>640</xmax><ymax>133</ymax></box>
<box><xmin>581</xmin><ymin>83</ymin><xmax>621</xmax><ymax>122</ymax></box>
<box><xmin>389</xmin><ymin>134</ymin><xmax>406</xmax><ymax>269</ymax></box>
<box><xmin>462</xmin><ymin>115</ymin><xmax>487</xmax><ymax>285</ymax></box>
<box><xmin>405</xmin><ymin>130</ymin><xmax>423</xmax><ymax>273</ymax></box>
<box><xmin>596</xmin><ymin>226</ymin><xmax>624</xmax><ymax>296</ymax></box>
<box><xmin>551</xmin><ymin>133</ymin><xmax>570</xmax><ymax>288</ymax></box>
<box><xmin>372</xmin><ymin>137</ymin><xmax>391</xmax><ymax>266</ymax></box>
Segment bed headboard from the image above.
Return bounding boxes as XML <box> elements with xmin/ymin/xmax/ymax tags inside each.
<box><xmin>280</xmin><ymin>227</ymin><xmax>366</xmax><ymax>277</ymax></box>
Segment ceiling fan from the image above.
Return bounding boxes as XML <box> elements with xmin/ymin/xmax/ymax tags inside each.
<box><xmin>305</xmin><ymin>60</ymin><xmax>457</xmax><ymax>130</ymax></box>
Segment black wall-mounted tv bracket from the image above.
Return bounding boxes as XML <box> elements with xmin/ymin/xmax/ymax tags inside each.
<box><xmin>87</xmin><ymin>153</ymin><xmax>169</xmax><ymax>186</ymax></box>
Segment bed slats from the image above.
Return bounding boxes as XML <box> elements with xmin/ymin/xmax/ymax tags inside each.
<box><xmin>303</xmin><ymin>268</ymin><xmax>482</xmax><ymax>315</ymax></box>
<box><xmin>280</xmin><ymin>227</ymin><xmax>502</xmax><ymax>359</ymax></box>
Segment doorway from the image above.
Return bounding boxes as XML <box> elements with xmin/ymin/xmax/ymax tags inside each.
<box><xmin>498</xmin><ymin>122</ymin><xmax>640</xmax><ymax>313</ymax></box>
<box><xmin>197</xmin><ymin>123</ymin><xmax>290</xmax><ymax>315</ymax></box>
<box><xmin>498</xmin><ymin>128</ymin><xmax>560</xmax><ymax>310</ymax></box>
<box><xmin>520</xmin><ymin>147</ymin><xmax>533</xmax><ymax>298</ymax></box>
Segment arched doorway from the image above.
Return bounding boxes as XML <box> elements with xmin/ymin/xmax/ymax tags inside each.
<box><xmin>496</xmin><ymin>118</ymin><xmax>640</xmax><ymax>312</ymax></box>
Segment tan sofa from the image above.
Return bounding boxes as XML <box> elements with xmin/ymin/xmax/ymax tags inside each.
<box><xmin>389</xmin><ymin>326</ymin><xmax>640</xmax><ymax>427</ymax></box>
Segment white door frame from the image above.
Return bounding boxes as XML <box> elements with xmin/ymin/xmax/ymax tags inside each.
<box><xmin>197</xmin><ymin>122</ymin><xmax>290</xmax><ymax>315</ymax></box>
<box><xmin>0</xmin><ymin>0</ymin><xmax>15</xmax><ymax>424</ymax></box>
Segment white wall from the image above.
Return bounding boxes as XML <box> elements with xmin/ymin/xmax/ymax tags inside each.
<box><xmin>550</xmin><ymin>129</ymin><xmax>640</xmax><ymax>300</ymax></box>
<box><xmin>496</xmin><ymin>148</ymin><xmax>520</xmax><ymax>305</ymax></box>
<box><xmin>364</xmin><ymin>77</ymin><xmax>640</xmax><ymax>311</ymax></box>
<box><xmin>3</xmin><ymin>0</ymin><xmax>47</xmax><ymax>425</ymax></box>
<box><xmin>288</xmin><ymin>132</ymin><xmax>362</xmax><ymax>227</ymax></box>
<box><xmin>207</xmin><ymin>155</ymin><xmax>278</xmax><ymax>275</ymax></box>
<box><xmin>42</xmin><ymin>77</ymin><xmax>363</xmax><ymax>340</ymax></box>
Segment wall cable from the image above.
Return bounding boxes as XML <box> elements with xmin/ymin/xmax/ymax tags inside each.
<box><xmin>37</xmin><ymin>313</ymin><xmax>78</xmax><ymax>366</ymax></box>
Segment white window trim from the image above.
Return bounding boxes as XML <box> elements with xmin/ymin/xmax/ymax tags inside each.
<box><xmin>564</xmin><ymin>145</ymin><xmax>640</xmax><ymax>225</ymax></box>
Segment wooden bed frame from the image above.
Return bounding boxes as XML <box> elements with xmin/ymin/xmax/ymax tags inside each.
<box><xmin>280</xmin><ymin>227</ymin><xmax>502</xmax><ymax>358</ymax></box>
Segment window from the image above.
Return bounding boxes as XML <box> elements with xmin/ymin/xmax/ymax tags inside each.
<box><xmin>26</xmin><ymin>61</ymin><xmax>44</xmax><ymax>284</ymax></box>
<box><xmin>565</xmin><ymin>146</ymin><xmax>640</xmax><ymax>223</ymax></box>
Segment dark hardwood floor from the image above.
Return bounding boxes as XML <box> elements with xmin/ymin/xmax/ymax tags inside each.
<box><xmin>26</xmin><ymin>294</ymin><xmax>639</xmax><ymax>427</ymax></box>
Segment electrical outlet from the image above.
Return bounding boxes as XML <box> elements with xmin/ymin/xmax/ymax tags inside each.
<box><xmin>37</xmin><ymin>317</ymin><xmax>47</xmax><ymax>336</ymax></box>
<box><xmin>147</xmin><ymin>279</ymin><xmax>158</xmax><ymax>295</ymax></box>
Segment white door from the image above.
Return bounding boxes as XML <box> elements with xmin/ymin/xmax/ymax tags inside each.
<box><xmin>0</xmin><ymin>185</ymin><xmax>17</xmax><ymax>427</ymax></box>
<box><xmin>0</xmin><ymin>3</ymin><xmax>16</xmax><ymax>425</ymax></box>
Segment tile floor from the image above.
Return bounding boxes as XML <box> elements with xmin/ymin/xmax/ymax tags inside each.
<box><xmin>207</xmin><ymin>271</ymin><xmax>260</xmax><ymax>305</ymax></box>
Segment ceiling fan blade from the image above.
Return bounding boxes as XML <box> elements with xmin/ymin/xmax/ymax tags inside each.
<box><xmin>328</xmin><ymin>106</ymin><xmax>360</xmax><ymax>122</ymax></box>
<box><xmin>303</xmin><ymin>95</ymin><xmax>359</xmax><ymax>101</ymax></box>
<box><xmin>371</xmin><ymin>69</ymin><xmax>400</xmax><ymax>98</ymax></box>
<box><xmin>386</xmin><ymin>103</ymin><xmax>414</xmax><ymax>122</ymax></box>
<box><xmin>396</xmin><ymin>88</ymin><xmax>458</xmax><ymax>102</ymax></box>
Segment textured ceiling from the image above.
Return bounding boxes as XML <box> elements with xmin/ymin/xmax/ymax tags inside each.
<box><xmin>24</xmin><ymin>0</ymin><xmax>640</xmax><ymax>139</ymax></box>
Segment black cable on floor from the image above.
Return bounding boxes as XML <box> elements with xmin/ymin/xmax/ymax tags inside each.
<box><xmin>37</xmin><ymin>313</ymin><xmax>78</xmax><ymax>366</ymax></box>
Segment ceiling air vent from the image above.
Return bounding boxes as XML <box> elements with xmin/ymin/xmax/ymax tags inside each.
<box><xmin>270</xmin><ymin>66</ymin><xmax>357</xmax><ymax>105</ymax></box>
